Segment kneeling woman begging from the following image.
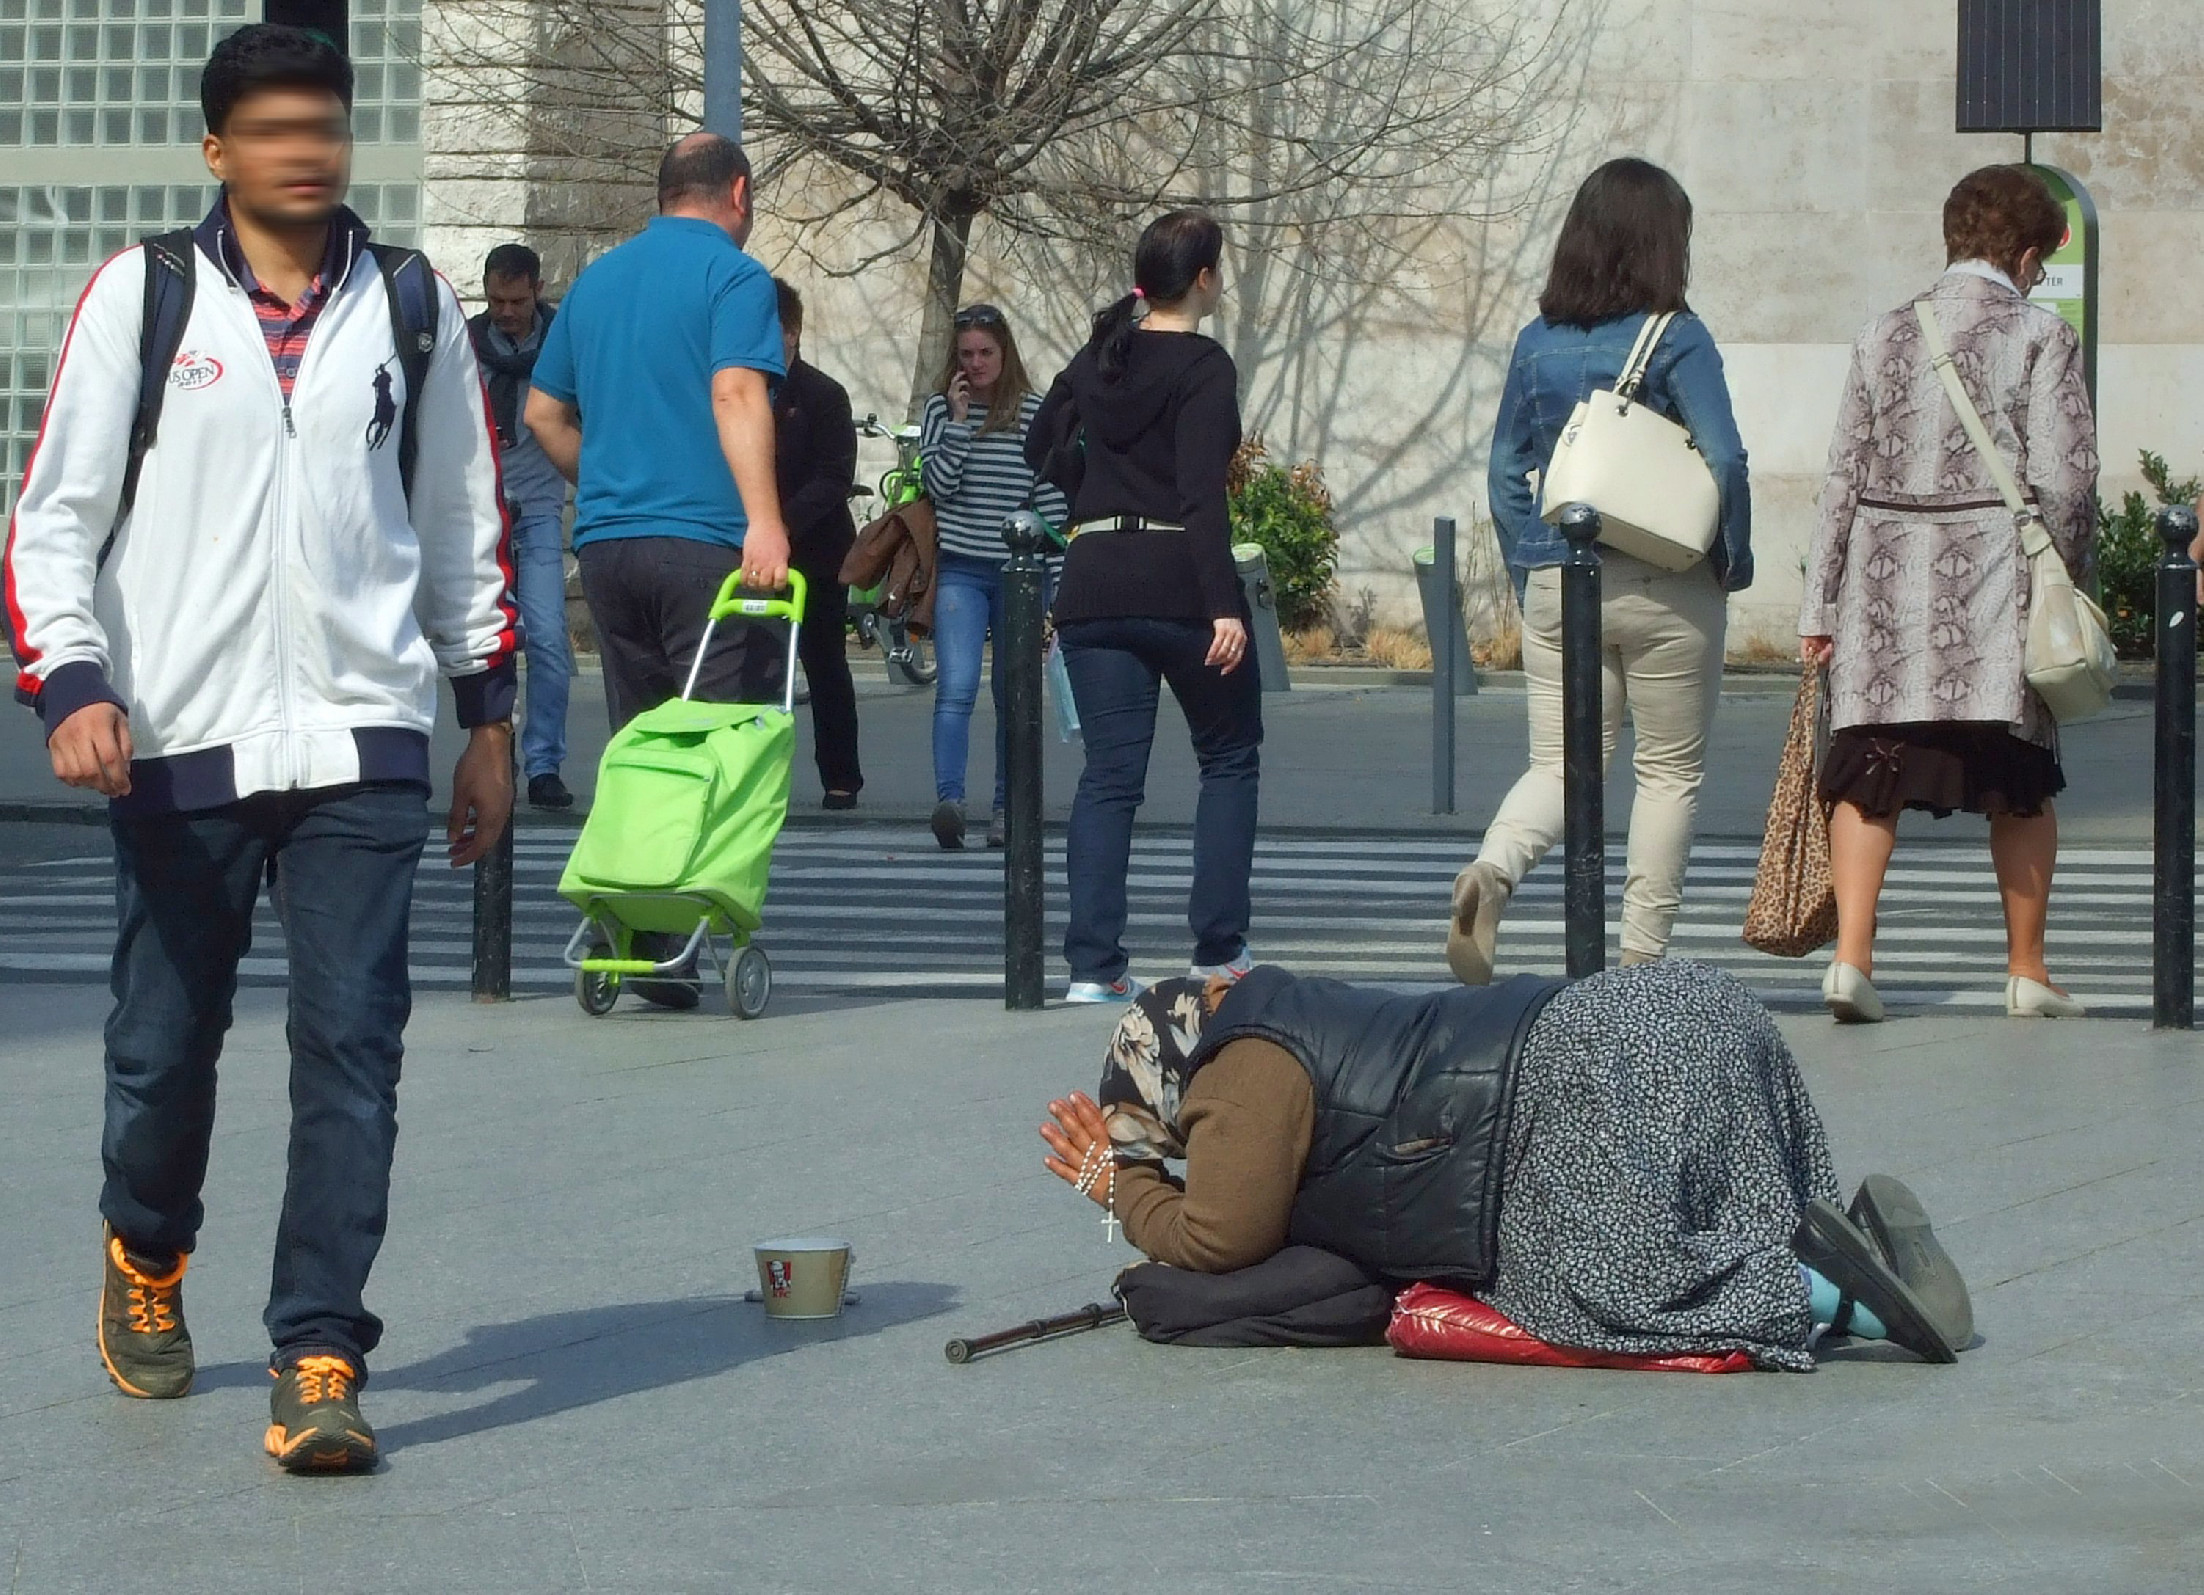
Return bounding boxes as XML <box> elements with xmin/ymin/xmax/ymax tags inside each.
<box><xmin>1042</xmin><ymin>961</ymin><xmax>1970</xmax><ymax>1369</ymax></box>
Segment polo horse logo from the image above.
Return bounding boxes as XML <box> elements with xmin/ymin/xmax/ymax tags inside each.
<box><xmin>365</xmin><ymin>362</ymin><xmax>397</xmax><ymax>453</ymax></box>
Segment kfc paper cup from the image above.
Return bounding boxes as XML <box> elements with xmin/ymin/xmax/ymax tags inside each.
<box><xmin>752</xmin><ymin>1238</ymin><xmax>853</xmax><ymax>1320</ymax></box>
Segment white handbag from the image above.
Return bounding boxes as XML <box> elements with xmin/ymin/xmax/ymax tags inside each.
<box><xmin>1914</xmin><ymin>302</ymin><xmax>2114</xmax><ymax>725</ymax></box>
<box><xmin>1537</xmin><ymin>311</ymin><xmax>1721</xmax><ymax>571</ymax></box>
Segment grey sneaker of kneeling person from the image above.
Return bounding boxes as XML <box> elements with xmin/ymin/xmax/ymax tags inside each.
<box><xmin>1850</xmin><ymin>1174</ymin><xmax>1973</xmax><ymax>1352</ymax></box>
<box><xmin>1793</xmin><ymin>1198</ymin><xmax>1957</xmax><ymax>1365</ymax></box>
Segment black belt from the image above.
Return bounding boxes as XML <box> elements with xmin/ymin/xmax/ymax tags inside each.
<box><xmin>1857</xmin><ymin>495</ymin><xmax>2024</xmax><ymax>516</ymax></box>
<box><xmin>1079</xmin><ymin>516</ymin><xmax>1186</xmax><ymax>534</ymax></box>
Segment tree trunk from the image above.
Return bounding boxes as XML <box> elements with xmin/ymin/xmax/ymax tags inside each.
<box><xmin>906</xmin><ymin>209</ymin><xmax>974</xmax><ymax>423</ymax></box>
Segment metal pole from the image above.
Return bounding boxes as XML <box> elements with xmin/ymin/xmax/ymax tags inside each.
<box><xmin>1432</xmin><ymin>516</ymin><xmax>1457</xmax><ymax>815</ymax></box>
<box><xmin>1558</xmin><ymin>504</ymin><xmax>1605</xmax><ymax>979</ymax></box>
<box><xmin>471</xmin><ymin>740</ymin><xmax>517</xmax><ymax>1002</ymax></box>
<box><xmin>1001</xmin><ymin>511</ymin><xmax>1048</xmax><ymax>1011</ymax></box>
<box><xmin>2153</xmin><ymin>504</ymin><xmax>2198</xmax><ymax>1030</ymax></box>
<box><xmin>703</xmin><ymin>0</ymin><xmax>743</xmax><ymax>141</ymax></box>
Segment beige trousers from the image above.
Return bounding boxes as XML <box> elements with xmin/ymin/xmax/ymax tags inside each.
<box><xmin>1474</xmin><ymin>552</ymin><xmax>1727</xmax><ymax>958</ymax></box>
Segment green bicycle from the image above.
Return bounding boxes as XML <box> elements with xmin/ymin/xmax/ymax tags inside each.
<box><xmin>849</xmin><ymin>412</ymin><xmax>937</xmax><ymax>687</ymax></box>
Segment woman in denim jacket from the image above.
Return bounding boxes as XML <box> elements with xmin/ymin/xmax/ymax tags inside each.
<box><xmin>1448</xmin><ymin>157</ymin><xmax>1750</xmax><ymax>983</ymax></box>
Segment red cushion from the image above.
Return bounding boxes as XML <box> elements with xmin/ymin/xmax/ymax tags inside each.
<box><xmin>1387</xmin><ymin>1283</ymin><xmax>1754</xmax><ymax>1374</ymax></box>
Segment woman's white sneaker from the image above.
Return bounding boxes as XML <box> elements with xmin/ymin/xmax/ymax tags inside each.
<box><xmin>1065</xmin><ymin>977</ymin><xmax>1146</xmax><ymax>1005</ymax></box>
<box><xmin>1188</xmin><ymin>948</ymin><xmax>1255</xmax><ymax>982</ymax></box>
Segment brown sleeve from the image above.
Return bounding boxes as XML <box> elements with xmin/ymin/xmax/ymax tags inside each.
<box><xmin>1114</xmin><ymin>1038</ymin><xmax>1315</xmax><ymax>1273</ymax></box>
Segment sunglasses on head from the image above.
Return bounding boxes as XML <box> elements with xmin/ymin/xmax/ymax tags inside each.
<box><xmin>954</xmin><ymin>304</ymin><xmax>1007</xmax><ymax>329</ymax></box>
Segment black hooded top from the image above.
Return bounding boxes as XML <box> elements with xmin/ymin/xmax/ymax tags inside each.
<box><xmin>1026</xmin><ymin>331</ymin><xmax>1244</xmax><ymax>624</ymax></box>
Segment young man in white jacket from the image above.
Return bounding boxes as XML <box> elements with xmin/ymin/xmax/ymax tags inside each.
<box><xmin>3</xmin><ymin>25</ymin><xmax>516</xmax><ymax>1472</ymax></box>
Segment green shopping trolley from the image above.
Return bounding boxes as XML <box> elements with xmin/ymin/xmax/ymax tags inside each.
<box><xmin>559</xmin><ymin>570</ymin><xmax>807</xmax><ymax>1019</ymax></box>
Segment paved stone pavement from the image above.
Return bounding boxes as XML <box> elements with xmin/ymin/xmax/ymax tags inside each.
<box><xmin>3</xmin><ymin>977</ymin><xmax>2201</xmax><ymax>1593</ymax></box>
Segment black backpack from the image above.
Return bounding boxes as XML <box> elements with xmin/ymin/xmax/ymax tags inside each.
<box><xmin>118</xmin><ymin>229</ymin><xmax>439</xmax><ymax>529</ymax></box>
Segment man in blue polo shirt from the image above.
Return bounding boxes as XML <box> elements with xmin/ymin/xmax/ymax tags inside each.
<box><xmin>525</xmin><ymin>131</ymin><xmax>791</xmax><ymax>732</ymax></box>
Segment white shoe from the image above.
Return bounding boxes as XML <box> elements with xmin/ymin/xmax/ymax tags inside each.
<box><xmin>1188</xmin><ymin>947</ymin><xmax>1254</xmax><ymax>982</ymax></box>
<box><xmin>2006</xmin><ymin>975</ymin><xmax>2085</xmax><ymax>1018</ymax></box>
<box><xmin>1446</xmin><ymin>861</ymin><xmax>1511</xmax><ymax>986</ymax></box>
<box><xmin>1065</xmin><ymin>976</ymin><xmax>1146</xmax><ymax>1005</ymax></box>
<box><xmin>1822</xmin><ymin>960</ymin><xmax>1885</xmax><ymax>1024</ymax></box>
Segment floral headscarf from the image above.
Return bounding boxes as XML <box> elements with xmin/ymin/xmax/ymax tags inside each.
<box><xmin>1097</xmin><ymin>978</ymin><xmax>1212</xmax><ymax>1164</ymax></box>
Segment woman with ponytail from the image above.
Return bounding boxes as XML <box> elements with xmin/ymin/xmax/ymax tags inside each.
<box><xmin>1028</xmin><ymin>210</ymin><xmax>1258</xmax><ymax>1005</ymax></box>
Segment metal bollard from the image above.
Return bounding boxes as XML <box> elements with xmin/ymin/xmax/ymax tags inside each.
<box><xmin>1232</xmin><ymin>543</ymin><xmax>1293</xmax><ymax>693</ymax></box>
<box><xmin>470</xmin><ymin>739</ymin><xmax>518</xmax><ymax>1002</ymax></box>
<box><xmin>1001</xmin><ymin>510</ymin><xmax>1049</xmax><ymax>1011</ymax></box>
<box><xmin>1558</xmin><ymin>504</ymin><xmax>1605</xmax><ymax>979</ymax></box>
<box><xmin>2154</xmin><ymin>505</ymin><xmax>2198</xmax><ymax>1030</ymax></box>
<box><xmin>1424</xmin><ymin>521</ymin><xmax>1458</xmax><ymax>813</ymax></box>
<box><xmin>1413</xmin><ymin>531</ymin><xmax>1479</xmax><ymax>700</ymax></box>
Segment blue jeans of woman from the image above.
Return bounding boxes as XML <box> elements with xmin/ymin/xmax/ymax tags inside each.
<box><xmin>931</xmin><ymin>553</ymin><xmax>1007</xmax><ymax>811</ymax></box>
<box><xmin>1059</xmin><ymin>617</ymin><xmax>1263</xmax><ymax>983</ymax></box>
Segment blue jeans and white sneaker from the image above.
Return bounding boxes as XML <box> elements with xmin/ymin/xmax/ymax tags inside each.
<box><xmin>1059</xmin><ymin>616</ymin><xmax>1262</xmax><ymax>1003</ymax></box>
<box><xmin>510</xmin><ymin>504</ymin><xmax>572</xmax><ymax>791</ymax></box>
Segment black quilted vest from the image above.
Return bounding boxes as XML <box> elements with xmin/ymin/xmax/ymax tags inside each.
<box><xmin>1190</xmin><ymin>966</ymin><xmax>1563</xmax><ymax>1289</ymax></box>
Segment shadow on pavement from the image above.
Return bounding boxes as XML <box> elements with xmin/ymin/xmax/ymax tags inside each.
<box><xmin>364</xmin><ymin>1283</ymin><xmax>959</xmax><ymax>1453</ymax></box>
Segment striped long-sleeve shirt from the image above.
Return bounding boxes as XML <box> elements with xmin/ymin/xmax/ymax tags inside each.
<box><xmin>918</xmin><ymin>391</ymin><xmax>1069</xmax><ymax>561</ymax></box>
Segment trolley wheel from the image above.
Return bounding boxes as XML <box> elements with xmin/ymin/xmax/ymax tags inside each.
<box><xmin>576</xmin><ymin>966</ymin><xmax>620</xmax><ymax>1016</ymax></box>
<box><xmin>727</xmin><ymin>944</ymin><xmax>772</xmax><ymax>1019</ymax></box>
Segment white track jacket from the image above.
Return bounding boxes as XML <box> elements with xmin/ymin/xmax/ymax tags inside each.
<box><xmin>4</xmin><ymin>206</ymin><xmax>517</xmax><ymax>813</ymax></box>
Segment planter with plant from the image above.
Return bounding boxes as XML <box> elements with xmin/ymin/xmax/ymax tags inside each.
<box><xmin>1227</xmin><ymin>436</ymin><xmax>1340</xmax><ymax>633</ymax></box>
<box><xmin>2095</xmin><ymin>451</ymin><xmax>2199</xmax><ymax>660</ymax></box>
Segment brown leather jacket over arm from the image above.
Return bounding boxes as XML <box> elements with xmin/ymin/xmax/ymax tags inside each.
<box><xmin>1113</xmin><ymin>1038</ymin><xmax>1316</xmax><ymax>1273</ymax></box>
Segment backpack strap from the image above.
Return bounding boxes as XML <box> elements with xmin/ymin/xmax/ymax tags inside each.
<box><xmin>105</xmin><ymin>229</ymin><xmax>197</xmax><ymax>567</ymax></box>
<box><xmin>366</xmin><ymin>242</ymin><xmax>439</xmax><ymax>504</ymax></box>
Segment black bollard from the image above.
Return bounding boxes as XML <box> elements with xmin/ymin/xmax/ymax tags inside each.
<box><xmin>2154</xmin><ymin>505</ymin><xmax>2199</xmax><ymax>1030</ymax></box>
<box><xmin>1001</xmin><ymin>510</ymin><xmax>1049</xmax><ymax>1010</ymax></box>
<box><xmin>1558</xmin><ymin>504</ymin><xmax>1605</xmax><ymax>979</ymax></box>
<box><xmin>471</xmin><ymin>739</ymin><xmax>517</xmax><ymax>1002</ymax></box>
<box><xmin>1431</xmin><ymin>517</ymin><xmax>1458</xmax><ymax>815</ymax></box>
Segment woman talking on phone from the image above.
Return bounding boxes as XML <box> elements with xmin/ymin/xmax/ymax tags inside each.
<box><xmin>1029</xmin><ymin>210</ymin><xmax>1258</xmax><ymax>1004</ymax></box>
<box><xmin>919</xmin><ymin>305</ymin><xmax>1064</xmax><ymax>851</ymax></box>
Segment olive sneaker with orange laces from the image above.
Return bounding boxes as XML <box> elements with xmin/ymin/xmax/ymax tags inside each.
<box><xmin>265</xmin><ymin>1354</ymin><xmax>378</xmax><ymax>1473</ymax></box>
<box><xmin>97</xmin><ymin>1226</ymin><xmax>194</xmax><ymax>1399</ymax></box>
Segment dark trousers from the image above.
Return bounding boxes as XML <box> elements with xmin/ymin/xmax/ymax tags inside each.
<box><xmin>102</xmin><ymin>782</ymin><xmax>429</xmax><ymax>1370</ymax></box>
<box><xmin>1058</xmin><ymin>617</ymin><xmax>1263</xmax><ymax>982</ymax></box>
<box><xmin>578</xmin><ymin>536</ymin><xmax>786</xmax><ymax>733</ymax></box>
<box><xmin>793</xmin><ymin>547</ymin><xmax>862</xmax><ymax>793</ymax></box>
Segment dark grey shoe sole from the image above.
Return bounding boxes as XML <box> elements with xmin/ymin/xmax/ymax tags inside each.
<box><xmin>1851</xmin><ymin>1174</ymin><xmax>1973</xmax><ymax>1352</ymax></box>
<box><xmin>1795</xmin><ymin>1199</ymin><xmax>1957</xmax><ymax>1365</ymax></box>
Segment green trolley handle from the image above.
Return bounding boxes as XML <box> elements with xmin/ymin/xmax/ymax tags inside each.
<box><xmin>680</xmin><ymin>568</ymin><xmax>810</xmax><ymax>713</ymax></box>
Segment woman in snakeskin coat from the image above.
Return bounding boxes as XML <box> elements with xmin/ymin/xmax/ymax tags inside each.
<box><xmin>1800</xmin><ymin>165</ymin><xmax>2098</xmax><ymax>1025</ymax></box>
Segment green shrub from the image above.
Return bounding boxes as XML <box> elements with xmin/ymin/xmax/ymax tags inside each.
<box><xmin>2096</xmin><ymin>451</ymin><xmax>2199</xmax><ymax>659</ymax></box>
<box><xmin>1228</xmin><ymin>436</ymin><xmax>1339</xmax><ymax>631</ymax></box>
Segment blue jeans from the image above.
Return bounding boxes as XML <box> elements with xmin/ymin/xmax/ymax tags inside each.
<box><xmin>932</xmin><ymin>552</ymin><xmax>1009</xmax><ymax>811</ymax></box>
<box><xmin>1059</xmin><ymin>617</ymin><xmax>1263</xmax><ymax>982</ymax></box>
<box><xmin>102</xmin><ymin>783</ymin><xmax>429</xmax><ymax>1372</ymax></box>
<box><xmin>512</xmin><ymin>505</ymin><xmax>572</xmax><ymax>779</ymax></box>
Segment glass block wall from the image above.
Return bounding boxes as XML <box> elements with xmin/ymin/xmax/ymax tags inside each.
<box><xmin>1</xmin><ymin>0</ymin><xmax>422</xmax><ymax>515</ymax></box>
<box><xmin>0</xmin><ymin>0</ymin><xmax>419</xmax><ymax>148</ymax></box>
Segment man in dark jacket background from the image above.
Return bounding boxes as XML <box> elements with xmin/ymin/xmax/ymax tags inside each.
<box><xmin>468</xmin><ymin>243</ymin><xmax>574</xmax><ymax>810</ymax></box>
<box><xmin>771</xmin><ymin>278</ymin><xmax>863</xmax><ymax>805</ymax></box>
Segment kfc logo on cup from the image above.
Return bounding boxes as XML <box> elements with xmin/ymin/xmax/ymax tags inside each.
<box><xmin>767</xmin><ymin>1258</ymin><xmax>794</xmax><ymax>1298</ymax></box>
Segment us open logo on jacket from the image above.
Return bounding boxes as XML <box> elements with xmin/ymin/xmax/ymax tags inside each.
<box><xmin>168</xmin><ymin>351</ymin><xmax>223</xmax><ymax>391</ymax></box>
